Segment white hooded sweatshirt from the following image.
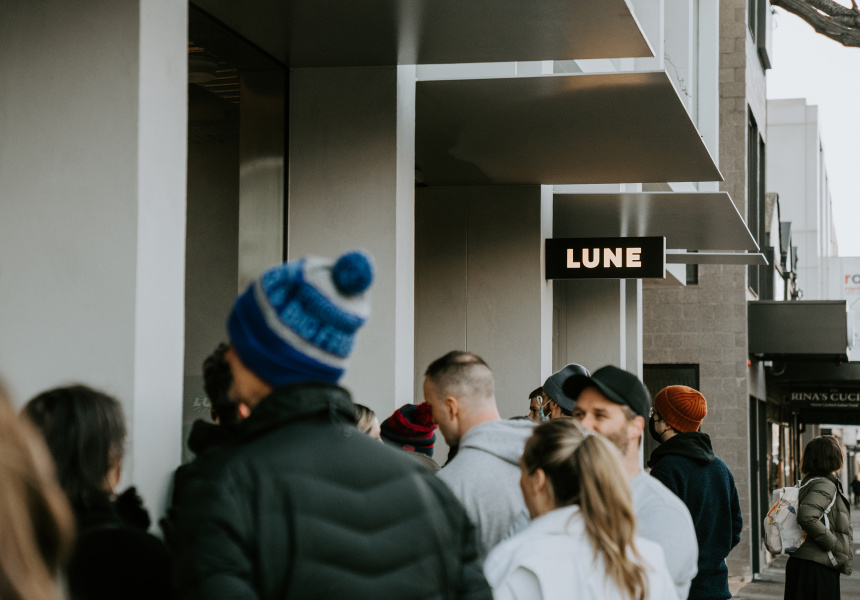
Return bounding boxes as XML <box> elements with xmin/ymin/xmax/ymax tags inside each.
<box><xmin>484</xmin><ymin>505</ymin><xmax>676</xmax><ymax>600</ymax></box>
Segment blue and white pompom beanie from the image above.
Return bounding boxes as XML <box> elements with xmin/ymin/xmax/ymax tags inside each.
<box><xmin>228</xmin><ymin>250</ymin><xmax>374</xmax><ymax>386</ymax></box>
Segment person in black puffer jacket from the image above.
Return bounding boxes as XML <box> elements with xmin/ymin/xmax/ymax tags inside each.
<box><xmin>22</xmin><ymin>385</ymin><xmax>173</xmax><ymax>600</ymax></box>
<box><xmin>647</xmin><ymin>386</ymin><xmax>742</xmax><ymax>600</ymax></box>
<box><xmin>172</xmin><ymin>251</ymin><xmax>490</xmax><ymax>600</ymax></box>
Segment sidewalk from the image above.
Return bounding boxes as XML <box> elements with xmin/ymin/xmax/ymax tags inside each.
<box><xmin>733</xmin><ymin>507</ymin><xmax>860</xmax><ymax>599</ymax></box>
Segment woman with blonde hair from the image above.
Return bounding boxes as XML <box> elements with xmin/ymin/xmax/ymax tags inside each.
<box><xmin>0</xmin><ymin>382</ymin><xmax>74</xmax><ymax>600</ymax></box>
<box><xmin>484</xmin><ymin>419</ymin><xmax>674</xmax><ymax>600</ymax></box>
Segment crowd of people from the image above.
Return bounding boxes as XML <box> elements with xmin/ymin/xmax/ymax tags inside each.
<box><xmin>0</xmin><ymin>249</ymin><xmax>854</xmax><ymax>600</ymax></box>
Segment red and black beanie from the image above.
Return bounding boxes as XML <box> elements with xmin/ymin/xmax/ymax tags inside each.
<box><xmin>380</xmin><ymin>403</ymin><xmax>437</xmax><ymax>456</ymax></box>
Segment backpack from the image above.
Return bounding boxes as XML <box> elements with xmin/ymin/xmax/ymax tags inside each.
<box><xmin>764</xmin><ymin>477</ymin><xmax>838</xmax><ymax>565</ymax></box>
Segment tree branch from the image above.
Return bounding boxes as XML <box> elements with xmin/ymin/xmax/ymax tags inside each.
<box><xmin>771</xmin><ymin>0</ymin><xmax>860</xmax><ymax>47</ymax></box>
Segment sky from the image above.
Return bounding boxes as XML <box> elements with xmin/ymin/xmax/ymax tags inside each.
<box><xmin>767</xmin><ymin>7</ymin><xmax>860</xmax><ymax>255</ymax></box>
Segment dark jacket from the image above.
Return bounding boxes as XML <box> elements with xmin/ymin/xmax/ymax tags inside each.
<box><xmin>161</xmin><ymin>419</ymin><xmax>238</xmax><ymax>548</ymax></box>
<box><xmin>648</xmin><ymin>432</ymin><xmax>743</xmax><ymax>600</ymax></box>
<box><xmin>173</xmin><ymin>383</ymin><xmax>490</xmax><ymax>600</ymax></box>
<box><xmin>69</xmin><ymin>493</ymin><xmax>173</xmax><ymax>600</ymax></box>
<box><xmin>792</xmin><ymin>474</ymin><xmax>853</xmax><ymax>575</ymax></box>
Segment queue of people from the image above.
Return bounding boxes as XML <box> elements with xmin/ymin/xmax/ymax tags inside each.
<box><xmin>0</xmin><ymin>249</ymin><xmax>853</xmax><ymax>600</ymax></box>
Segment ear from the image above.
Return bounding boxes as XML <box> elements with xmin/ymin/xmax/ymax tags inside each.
<box><xmin>238</xmin><ymin>403</ymin><xmax>252</xmax><ymax>420</ymax></box>
<box><xmin>629</xmin><ymin>415</ymin><xmax>645</xmax><ymax>441</ymax></box>
<box><xmin>533</xmin><ymin>467</ymin><xmax>548</xmax><ymax>494</ymax></box>
<box><xmin>444</xmin><ymin>395</ymin><xmax>459</xmax><ymax>421</ymax></box>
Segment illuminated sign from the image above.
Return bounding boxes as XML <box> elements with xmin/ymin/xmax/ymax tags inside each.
<box><xmin>545</xmin><ymin>237</ymin><xmax>665</xmax><ymax>280</ymax></box>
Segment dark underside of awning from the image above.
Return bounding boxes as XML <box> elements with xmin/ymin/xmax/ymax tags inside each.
<box><xmin>416</xmin><ymin>72</ymin><xmax>722</xmax><ymax>186</ymax></box>
<box><xmin>190</xmin><ymin>0</ymin><xmax>653</xmax><ymax>67</ymax></box>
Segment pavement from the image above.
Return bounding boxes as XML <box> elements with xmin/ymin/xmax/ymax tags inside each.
<box><xmin>732</xmin><ymin>506</ymin><xmax>860</xmax><ymax>599</ymax></box>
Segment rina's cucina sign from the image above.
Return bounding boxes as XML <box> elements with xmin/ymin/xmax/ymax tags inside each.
<box><xmin>545</xmin><ymin>237</ymin><xmax>665</xmax><ymax>280</ymax></box>
<box><xmin>788</xmin><ymin>389</ymin><xmax>860</xmax><ymax>410</ymax></box>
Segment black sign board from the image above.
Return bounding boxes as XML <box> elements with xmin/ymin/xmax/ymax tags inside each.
<box><xmin>545</xmin><ymin>237</ymin><xmax>665</xmax><ymax>280</ymax></box>
<box><xmin>786</xmin><ymin>388</ymin><xmax>860</xmax><ymax>412</ymax></box>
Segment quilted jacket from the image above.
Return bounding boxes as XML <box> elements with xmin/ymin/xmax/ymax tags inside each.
<box><xmin>792</xmin><ymin>474</ymin><xmax>854</xmax><ymax>575</ymax></box>
<box><xmin>173</xmin><ymin>383</ymin><xmax>490</xmax><ymax>600</ymax></box>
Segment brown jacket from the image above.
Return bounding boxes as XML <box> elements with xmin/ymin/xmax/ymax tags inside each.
<box><xmin>792</xmin><ymin>474</ymin><xmax>853</xmax><ymax>575</ymax></box>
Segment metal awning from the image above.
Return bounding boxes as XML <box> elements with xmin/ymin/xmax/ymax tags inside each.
<box><xmin>552</xmin><ymin>192</ymin><xmax>764</xmax><ymax>264</ymax></box>
<box><xmin>190</xmin><ymin>0</ymin><xmax>652</xmax><ymax>67</ymax></box>
<box><xmin>416</xmin><ymin>72</ymin><xmax>722</xmax><ymax>186</ymax></box>
<box><xmin>749</xmin><ymin>301</ymin><xmax>851</xmax><ymax>362</ymax></box>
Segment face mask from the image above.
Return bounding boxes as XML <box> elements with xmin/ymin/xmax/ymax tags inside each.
<box><xmin>648</xmin><ymin>416</ymin><xmax>664</xmax><ymax>444</ymax></box>
<box><xmin>539</xmin><ymin>402</ymin><xmax>551</xmax><ymax>422</ymax></box>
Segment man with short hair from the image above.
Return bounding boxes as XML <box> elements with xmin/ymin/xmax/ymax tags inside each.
<box><xmin>174</xmin><ymin>252</ymin><xmax>490</xmax><ymax>600</ymax></box>
<box><xmin>563</xmin><ymin>366</ymin><xmax>698</xmax><ymax>600</ymax></box>
<box><xmin>527</xmin><ymin>387</ymin><xmax>545</xmax><ymax>421</ymax></box>
<box><xmin>647</xmin><ymin>385</ymin><xmax>743</xmax><ymax>600</ymax></box>
<box><xmin>541</xmin><ymin>363</ymin><xmax>589</xmax><ymax>418</ymax></box>
<box><xmin>424</xmin><ymin>351</ymin><xmax>535</xmax><ymax>560</ymax></box>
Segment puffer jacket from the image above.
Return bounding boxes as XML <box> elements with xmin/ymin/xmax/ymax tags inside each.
<box><xmin>172</xmin><ymin>382</ymin><xmax>490</xmax><ymax>600</ymax></box>
<box><xmin>792</xmin><ymin>474</ymin><xmax>853</xmax><ymax>575</ymax></box>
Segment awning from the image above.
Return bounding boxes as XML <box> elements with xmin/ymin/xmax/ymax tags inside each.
<box><xmin>749</xmin><ymin>301</ymin><xmax>851</xmax><ymax>362</ymax></box>
<box><xmin>416</xmin><ymin>72</ymin><xmax>722</xmax><ymax>186</ymax></box>
<box><xmin>190</xmin><ymin>0</ymin><xmax>653</xmax><ymax>67</ymax></box>
<box><xmin>553</xmin><ymin>192</ymin><xmax>757</xmax><ymax>256</ymax></box>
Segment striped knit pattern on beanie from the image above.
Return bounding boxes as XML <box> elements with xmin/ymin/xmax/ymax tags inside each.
<box><xmin>654</xmin><ymin>385</ymin><xmax>707</xmax><ymax>433</ymax></box>
<box><xmin>228</xmin><ymin>251</ymin><xmax>373</xmax><ymax>386</ymax></box>
<box><xmin>380</xmin><ymin>403</ymin><xmax>437</xmax><ymax>456</ymax></box>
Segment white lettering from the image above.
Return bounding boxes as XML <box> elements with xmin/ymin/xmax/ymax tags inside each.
<box><xmin>582</xmin><ymin>249</ymin><xmax>600</xmax><ymax>269</ymax></box>
<box><xmin>604</xmin><ymin>248</ymin><xmax>622</xmax><ymax>268</ymax></box>
<box><xmin>567</xmin><ymin>248</ymin><xmax>581</xmax><ymax>268</ymax></box>
<box><xmin>627</xmin><ymin>247</ymin><xmax>642</xmax><ymax>268</ymax></box>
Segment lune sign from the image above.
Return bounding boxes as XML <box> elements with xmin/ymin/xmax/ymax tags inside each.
<box><xmin>545</xmin><ymin>237</ymin><xmax>666</xmax><ymax>280</ymax></box>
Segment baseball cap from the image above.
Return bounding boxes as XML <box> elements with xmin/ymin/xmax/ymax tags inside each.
<box><xmin>562</xmin><ymin>365</ymin><xmax>651</xmax><ymax>418</ymax></box>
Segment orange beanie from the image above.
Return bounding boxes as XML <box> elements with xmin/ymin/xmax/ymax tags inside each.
<box><xmin>654</xmin><ymin>385</ymin><xmax>707</xmax><ymax>433</ymax></box>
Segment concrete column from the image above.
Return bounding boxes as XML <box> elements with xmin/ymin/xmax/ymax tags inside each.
<box><xmin>415</xmin><ymin>186</ymin><xmax>553</xmax><ymax>424</ymax></box>
<box><xmin>554</xmin><ymin>278</ymin><xmax>643</xmax><ymax>375</ymax></box>
<box><xmin>287</xmin><ymin>66</ymin><xmax>416</xmax><ymax>420</ymax></box>
<box><xmin>0</xmin><ymin>0</ymin><xmax>187</xmax><ymax>520</ymax></box>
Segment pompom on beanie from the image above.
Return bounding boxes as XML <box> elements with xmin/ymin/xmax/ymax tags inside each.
<box><xmin>228</xmin><ymin>250</ymin><xmax>374</xmax><ymax>387</ymax></box>
<box><xmin>380</xmin><ymin>403</ymin><xmax>438</xmax><ymax>456</ymax></box>
<box><xmin>654</xmin><ymin>385</ymin><xmax>707</xmax><ymax>433</ymax></box>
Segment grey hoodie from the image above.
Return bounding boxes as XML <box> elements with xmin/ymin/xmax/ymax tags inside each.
<box><xmin>437</xmin><ymin>418</ymin><xmax>536</xmax><ymax>560</ymax></box>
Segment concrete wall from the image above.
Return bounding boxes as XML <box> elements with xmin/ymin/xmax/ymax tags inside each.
<box><xmin>288</xmin><ymin>66</ymin><xmax>416</xmax><ymax>422</ymax></box>
<box><xmin>415</xmin><ymin>186</ymin><xmax>553</xmax><ymax>459</ymax></box>
<box><xmin>0</xmin><ymin>0</ymin><xmax>187</xmax><ymax>520</ymax></box>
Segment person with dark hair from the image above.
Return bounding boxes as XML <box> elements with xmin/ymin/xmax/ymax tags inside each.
<box><xmin>646</xmin><ymin>385</ymin><xmax>742</xmax><ymax>600</ymax></box>
<box><xmin>784</xmin><ymin>435</ymin><xmax>853</xmax><ymax>600</ymax></box>
<box><xmin>564</xmin><ymin>366</ymin><xmax>698</xmax><ymax>599</ymax></box>
<box><xmin>173</xmin><ymin>251</ymin><xmax>490</xmax><ymax>599</ymax></box>
<box><xmin>162</xmin><ymin>343</ymin><xmax>242</xmax><ymax>546</ymax></box>
<box><xmin>424</xmin><ymin>350</ymin><xmax>535</xmax><ymax>559</ymax></box>
<box><xmin>540</xmin><ymin>363</ymin><xmax>590</xmax><ymax>419</ymax></box>
<box><xmin>0</xmin><ymin>381</ymin><xmax>74</xmax><ymax>600</ymax></box>
<box><xmin>185</xmin><ymin>342</ymin><xmax>243</xmax><ymax>462</ymax></box>
<box><xmin>23</xmin><ymin>385</ymin><xmax>173</xmax><ymax>600</ymax></box>
<box><xmin>380</xmin><ymin>402</ymin><xmax>440</xmax><ymax>471</ymax></box>
<box><xmin>484</xmin><ymin>419</ymin><xmax>675</xmax><ymax>600</ymax></box>
<box><xmin>527</xmin><ymin>387</ymin><xmax>547</xmax><ymax>422</ymax></box>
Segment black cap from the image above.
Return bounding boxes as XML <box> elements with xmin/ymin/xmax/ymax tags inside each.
<box><xmin>542</xmin><ymin>364</ymin><xmax>590</xmax><ymax>412</ymax></box>
<box><xmin>562</xmin><ymin>365</ymin><xmax>651</xmax><ymax>418</ymax></box>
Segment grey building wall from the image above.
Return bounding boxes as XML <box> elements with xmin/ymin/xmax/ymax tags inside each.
<box><xmin>643</xmin><ymin>0</ymin><xmax>768</xmax><ymax>579</ymax></box>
